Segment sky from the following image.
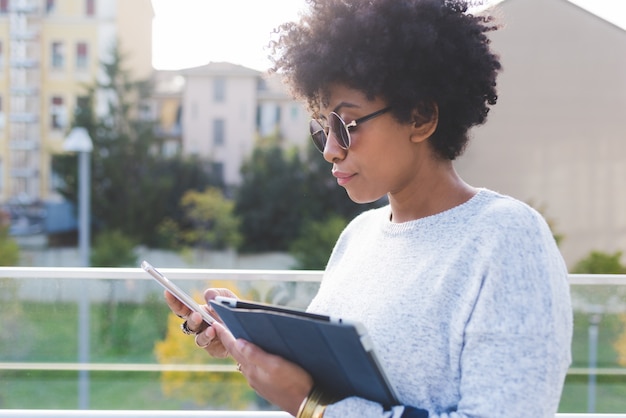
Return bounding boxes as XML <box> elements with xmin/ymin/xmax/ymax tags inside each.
<box><xmin>151</xmin><ymin>0</ymin><xmax>626</xmax><ymax>72</ymax></box>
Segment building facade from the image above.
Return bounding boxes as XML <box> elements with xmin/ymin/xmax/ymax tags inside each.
<box><xmin>0</xmin><ymin>0</ymin><xmax>153</xmax><ymax>206</ymax></box>
<box><xmin>457</xmin><ymin>0</ymin><xmax>626</xmax><ymax>266</ymax></box>
<box><xmin>176</xmin><ymin>62</ymin><xmax>309</xmax><ymax>187</ymax></box>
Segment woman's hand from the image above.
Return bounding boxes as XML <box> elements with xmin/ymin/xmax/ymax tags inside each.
<box><xmin>206</xmin><ymin>321</ymin><xmax>314</xmax><ymax>415</ymax></box>
<box><xmin>167</xmin><ymin>288</ymin><xmax>314</xmax><ymax>413</ymax></box>
<box><xmin>163</xmin><ymin>287</ymin><xmax>236</xmax><ymax>358</ymax></box>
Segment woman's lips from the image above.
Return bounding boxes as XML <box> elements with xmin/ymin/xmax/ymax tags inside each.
<box><xmin>332</xmin><ymin>170</ymin><xmax>355</xmax><ymax>186</ymax></box>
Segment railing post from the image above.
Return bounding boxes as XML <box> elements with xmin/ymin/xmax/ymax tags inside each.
<box><xmin>587</xmin><ymin>308</ymin><xmax>603</xmax><ymax>413</ymax></box>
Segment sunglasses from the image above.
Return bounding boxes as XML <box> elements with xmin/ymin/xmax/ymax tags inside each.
<box><xmin>309</xmin><ymin>106</ymin><xmax>392</xmax><ymax>153</ymax></box>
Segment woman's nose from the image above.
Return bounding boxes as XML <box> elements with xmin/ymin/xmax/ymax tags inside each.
<box><xmin>323</xmin><ymin>132</ymin><xmax>347</xmax><ymax>163</ymax></box>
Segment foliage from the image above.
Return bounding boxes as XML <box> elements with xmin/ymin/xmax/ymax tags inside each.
<box><xmin>177</xmin><ymin>187</ymin><xmax>242</xmax><ymax>250</ymax></box>
<box><xmin>0</xmin><ymin>223</ymin><xmax>23</xmax><ymax>365</ymax></box>
<box><xmin>90</xmin><ymin>230</ymin><xmax>137</xmax><ymax>267</ymax></box>
<box><xmin>0</xmin><ymin>225</ymin><xmax>19</xmax><ymax>266</ymax></box>
<box><xmin>572</xmin><ymin>251</ymin><xmax>626</xmax><ymax>274</ymax></box>
<box><xmin>235</xmin><ymin>138</ymin><xmax>382</xmax><ymax>253</ymax></box>
<box><xmin>235</xmin><ymin>136</ymin><xmax>306</xmax><ymax>252</ymax></box>
<box><xmin>94</xmin><ymin>297</ymin><xmax>168</xmax><ymax>357</ymax></box>
<box><xmin>289</xmin><ymin>215</ymin><xmax>347</xmax><ymax>270</ymax></box>
<box><xmin>52</xmin><ymin>42</ymin><xmax>217</xmax><ymax>247</ymax></box>
<box><xmin>155</xmin><ymin>218</ymin><xmax>181</xmax><ymax>250</ymax></box>
<box><xmin>153</xmin><ymin>289</ymin><xmax>253</xmax><ymax>408</ymax></box>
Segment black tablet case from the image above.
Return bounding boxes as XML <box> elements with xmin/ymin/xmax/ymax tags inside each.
<box><xmin>209</xmin><ymin>300</ymin><xmax>398</xmax><ymax>407</ymax></box>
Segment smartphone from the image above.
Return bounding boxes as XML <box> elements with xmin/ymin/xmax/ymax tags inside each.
<box><xmin>141</xmin><ymin>260</ymin><xmax>216</xmax><ymax>325</ymax></box>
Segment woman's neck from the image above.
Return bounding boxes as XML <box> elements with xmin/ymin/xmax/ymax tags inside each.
<box><xmin>388</xmin><ymin>162</ymin><xmax>476</xmax><ymax>223</ymax></box>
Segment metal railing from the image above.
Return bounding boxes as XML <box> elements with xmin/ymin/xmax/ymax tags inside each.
<box><xmin>1</xmin><ymin>267</ymin><xmax>625</xmax><ymax>417</ymax></box>
<box><xmin>0</xmin><ymin>412</ymin><xmax>624</xmax><ymax>418</ymax></box>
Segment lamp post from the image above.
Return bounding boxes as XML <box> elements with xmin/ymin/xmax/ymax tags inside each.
<box><xmin>63</xmin><ymin>127</ymin><xmax>93</xmax><ymax>409</ymax></box>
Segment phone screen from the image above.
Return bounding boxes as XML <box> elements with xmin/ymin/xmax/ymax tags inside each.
<box><xmin>141</xmin><ymin>260</ymin><xmax>216</xmax><ymax>324</ymax></box>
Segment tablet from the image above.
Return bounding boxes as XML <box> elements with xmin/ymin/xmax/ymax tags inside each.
<box><xmin>210</xmin><ymin>297</ymin><xmax>398</xmax><ymax>407</ymax></box>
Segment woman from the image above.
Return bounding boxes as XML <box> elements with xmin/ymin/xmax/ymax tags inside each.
<box><xmin>166</xmin><ymin>0</ymin><xmax>573</xmax><ymax>416</ymax></box>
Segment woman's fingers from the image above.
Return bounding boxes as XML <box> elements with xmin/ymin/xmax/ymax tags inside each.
<box><xmin>195</xmin><ymin>323</ymin><xmax>230</xmax><ymax>357</ymax></box>
<box><xmin>164</xmin><ymin>290</ymin><xmax>191</xmax><ymax>318</ymax></box>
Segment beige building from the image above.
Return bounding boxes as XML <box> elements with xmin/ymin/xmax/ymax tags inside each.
<box><xmin>457</xmin><ymin>0</ymin><xmax>626</xmax><ymax>267</ymax></box>
<box><xmin>177</xmin><ymin>62</ymin><xmax>309</xmax><ymax>186</ymax></box>
<box><xmin>0</xmin><ymin>0</ymin><xmax>153</xmax><ymax>205</ymax></box>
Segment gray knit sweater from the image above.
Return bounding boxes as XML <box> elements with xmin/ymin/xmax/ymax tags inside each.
<box><xmin>307</xmin><ymin>189</ymin><xmax>572</xmax><ymax>418</ymax></box>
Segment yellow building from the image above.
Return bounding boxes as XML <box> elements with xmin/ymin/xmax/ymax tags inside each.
<box><xmin>0</xmin><ymin>0</ymin><xmax>153</xmax><ymax>205</ymax></box>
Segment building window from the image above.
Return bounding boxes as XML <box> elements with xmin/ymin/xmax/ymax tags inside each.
<box><xmin>213</xmin><ymin>119</ymin><xmax>225</xmax><ymax>145</ymax></box>
<box><xmin>291</xmin><ymin>105</ymin><xmax>300</xmax><ymax>120</ymax></box>
<box><xmin>86</xmin><ymin>0</ymin><xmax>95</xmax><ymax>16</ymax></box>
<box><xmin>211</xmin><ymin>162</ymin><xmax>224</xmax><ymax>184</ymax></box>
<box><xmin>213</xmin><ymin>78</ymin><xmax>226</xmax><ymax>102</ymax></box>
<box><xmin>51</xmin><ymin>42</ymin><xmax>65</xmax><ymax>69</ymax></box>
<box><xmin>276</xmin><ymin>106</ymin><xmax>282</xmax><ymax>124</ymax></box>
<box><xmin>76</xmin><ymin>42</ymin><xmax>88</xmax><ymax>70</ymax></box>
<box><xmin>51</xmin><ymin>96</ymin><xmax>66</xmax><ymax>130</ymax></box>
<box><xmin>46</xmin><ymin>0</ymin><xmax>55</xmax><ymax>14</ymax></box>
<box><xmin>75</xmin><ymin>95</ymin><xmax>90</xmax><ymax>120</ymax></box>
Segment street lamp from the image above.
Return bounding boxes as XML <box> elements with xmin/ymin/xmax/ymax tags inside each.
<box><xmin>63</xmin><ymin>127</ymin><xmax>93</xmax><ymax>268</ymax></box>
<box><xmin>63</xmin><ymin>126</ymin><xmax>93</xmax><ymax>409</ymax></box>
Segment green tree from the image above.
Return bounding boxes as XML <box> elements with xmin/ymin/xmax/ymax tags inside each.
<box><xmin>161</xmin><ymin>187</ymin><xmax>242</xmax><ymax>251</ymax></box>
<box><xmin>235</xmin><ymin>136</ymin><xmax>306</xmax><ymax>252</ymax></box>
<box><xmin>52</xmin><ymin>43</ymin><xmax>217</xmax><ymax>247</ymax></box>
<box><xmin>0</xmin><ymin>226</ymin><xmax>19</xmax><ymax>266</ymax></box>
<box><xmin>90</xmin><ymin>230</ymin><xmax>137</xmax><ymax>267</ymax></box>
<box><xmin>235</xmin><ymin>138</ymin><xmax>383</xmax><ymax>253</ymax></box>
<box><xmin>572</xmin><ymin>251</ymin><xmax>626</xmax><ymax>274</ymax></box>
<box><xmin>289</xmin><ymin>215</ymin><xmax>347</xmax><ymax>270</ymax></box>
<box><xmin>0</xmin><ymin>219</ymin><xmax>22</xmax><ymax>366</ymax></box>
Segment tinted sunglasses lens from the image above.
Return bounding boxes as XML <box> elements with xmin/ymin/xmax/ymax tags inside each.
<box><xmin>329</xmin><ymin>113</ymin><xmax>350</xmax><ymax>149</ymax></box>
<box><xmin>309</xmin><ymin>120</ymin><xmax>326</xmax><ymax>152</ymax></box>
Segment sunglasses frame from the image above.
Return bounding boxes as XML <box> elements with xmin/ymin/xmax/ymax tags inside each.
<box><xmin>309</xmin><ymin>106</ymin><xmax>392</xmax><ymax>153</ymax></box>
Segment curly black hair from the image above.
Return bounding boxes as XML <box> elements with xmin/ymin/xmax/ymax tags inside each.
<box><xmin>270</xmin><ymin>0</ymin><xmax>501</xmax><ymax>160</ymax></box>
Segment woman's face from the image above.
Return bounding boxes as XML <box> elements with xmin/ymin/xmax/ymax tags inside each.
<box><xmin>319</xmin><ymin>84</ymin><xmax>429</xmax><ymax>204</ymax></box>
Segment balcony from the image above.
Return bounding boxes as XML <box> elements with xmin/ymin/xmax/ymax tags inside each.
<box><xmin>9</xmin><ymin>58</ymin><xmax>38</xmax><ymax>69</ymax></box>
<box><xmin>9</xmin><ymin>112</ymin><xmax>38</xmax><ymax>123</ymax></box>
<box><xmin>0</xmin><ymin>266</ymin><xmax>625</xmax><ymax>417</ymax></box>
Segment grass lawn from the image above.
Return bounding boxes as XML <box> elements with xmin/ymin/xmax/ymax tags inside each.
<box><xmin>558</xmin><ymin>311</ymin><xmax>626</xmax><ymax>412</ymax></box>
<box><xmin>0</xmin><ymin>298</ymin><xmax>258</xmax><ymax>410</ymax></box>
<box><xmin>1</xmin><ymin>300</ymin><xmax>626</xmax><ymax>411</ymax></box>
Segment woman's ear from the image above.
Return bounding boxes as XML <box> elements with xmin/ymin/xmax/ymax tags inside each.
<box><xmin>410</xmin><ymin>103</ymin><xmax>438</xmax><ymax>143</ymax></box>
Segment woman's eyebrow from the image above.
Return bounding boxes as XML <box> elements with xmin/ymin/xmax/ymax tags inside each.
<box><xmin>332</xmin><ymin>102</ymin><xmax>359</xmax><ymax>113</ymax></box>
